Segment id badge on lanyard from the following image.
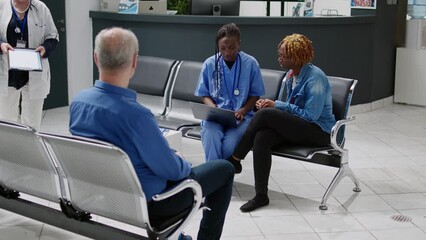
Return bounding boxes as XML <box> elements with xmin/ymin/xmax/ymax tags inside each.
<box><xmin>16</xmin><ymin>39</ymin><xmax>26</xmax><ymax>48</ymax></box>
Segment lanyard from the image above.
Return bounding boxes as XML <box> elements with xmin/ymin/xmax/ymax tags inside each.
<box><xmin>11</xmin><ymin>3</ymin><xmax>28</xmax><ymax>40</ymax></box>
<box><xmin>220</xmin><ymin>54</ymin><xmax>241</xmax><ymax>99</ymax></box>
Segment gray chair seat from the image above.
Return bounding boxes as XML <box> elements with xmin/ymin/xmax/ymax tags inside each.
<box><xmin>156</xmin><ymin>115</ymin><xmax>201</xmax><ymax>131</ymax></box>
<box><xmin>271</xmin><ymin>144</ymin><xmax>343</xmax><ymax>169</ymax></box>
<box><xmin>182</xmin><ymin>126</ymin><xmax>202</xmax><ymax>139</ymax></box>
<box><xmin>158</xmin><ymin>99</ymin><xmax>202</xmax><ymax>130</ymax></box>
<box><xmin>271</xmin><ymin>144</ymin><xmax>333</xmax><ymax>160</ymax></box>
<box><xmin>137</xmin><ymin>94</ymin><xmax>167</xmax><ymax>116</ymax></box>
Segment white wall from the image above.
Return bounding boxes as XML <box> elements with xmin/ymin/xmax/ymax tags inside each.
<box><xmin>240</xmin><ymin>1</ymin><xmax>267</xmax><ymax>16</ymax></box>
<box><xmin>65</xmin><ymin>0</ymin><xmax>99</xmax><ymax>103</ymax></box>
<box><xmin>240</xmin><ymin>1</ymin><xmax>282</xmax><ymax>16</ymax></box>
<box><xmin>314</xmin><ymin>0</ymin><xmax>350</xmax><ymax>16</ymax></box>
<box><xmin>241</xmin><ymin>1</ymin><xmax>350</xmax><ymax>17</ymax></box>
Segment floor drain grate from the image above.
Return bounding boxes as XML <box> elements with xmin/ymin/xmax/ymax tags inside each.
<box><xmin>390</xmin><ymin>214</ymin><xmax>412</xmax><ymax>222</ymax></box>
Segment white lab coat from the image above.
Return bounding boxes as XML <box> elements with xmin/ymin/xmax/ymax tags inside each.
<box><xmin>0</xmin><ymin>0</ymin><xmax>59</xmax><ymax>99</ymax></box>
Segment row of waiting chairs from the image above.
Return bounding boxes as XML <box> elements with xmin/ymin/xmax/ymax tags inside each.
<box><xmin>129</xmin><ymin>56</ymin><xmax>286</xmax><ymax>131</ymax></box>
<box><xmin>0</xmin><ymin>120</ymin><xmax>202</xmax><ymax>240</ymax></box>
<box><xmin>132</xmin><ymin>55</ymin><xmax>361</xmax><ymax>210</ymax></box>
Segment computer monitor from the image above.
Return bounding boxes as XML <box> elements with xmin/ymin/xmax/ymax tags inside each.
<box><xmin>191</xmin><ymin>0</ymin><xmax>240</xmax><ymax>16</ymax></box>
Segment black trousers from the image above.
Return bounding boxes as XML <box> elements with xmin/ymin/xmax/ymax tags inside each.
<box><xmin>147</xmin><ymin>160</ymin><xmax>234</xmax><ymax>240</ymax></box>
<box><xmin>233</xmin><ymin>108</ymin><xmax>330</xmax><ymax>194</ymax></box>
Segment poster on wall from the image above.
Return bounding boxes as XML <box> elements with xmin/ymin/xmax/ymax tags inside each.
<box><xmin>351</xmin><ymin>0</ymin><xmax>376</xmax><ymax>9</ymax></box>
<box><xmin>118</xmin><ymin>0</ymin><xmax>139</xmax><ymax>14</ymax></box>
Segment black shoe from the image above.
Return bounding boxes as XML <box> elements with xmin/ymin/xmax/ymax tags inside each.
<box><xmin>178</xmin><ymin>233</ymin><xmax>192</xmax><ymax>240</ymax></box>
<box><xmin>240</xmin><ymin>194</ymin><xmax>269</xmax><ymax>212</ymax></box>
<box><xmin>226</xmin><ymin>155</ymin><xmax>242</xmax><ymax>174</ymax></box>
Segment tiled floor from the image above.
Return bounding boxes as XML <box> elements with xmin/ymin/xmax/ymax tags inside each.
<box><xmin>1</xmin><ymin>103</ymin><xmax>426</xmax><ymax>240</ymax></box>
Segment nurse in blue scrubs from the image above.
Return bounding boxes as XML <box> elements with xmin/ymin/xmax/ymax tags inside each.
<box><xmin>195</xmin><ymin>23</ymin><xmax>265</xmax><ymax>168</ymax></box>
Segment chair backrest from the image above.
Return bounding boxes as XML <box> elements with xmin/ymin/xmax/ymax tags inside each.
<box><xmin>328</xmin><ymin>76</ymin><xmax>357</xmax><ymax>144</ymax></box>
<box><xmin>129</xmin><ymin>56</ymin><xmax>178</xmax><ymax>97</ymax></box>
<box><xmin>169</xmin><ymin>61</ymin><xmax>204</xmax><ymax>104</ymax></box>
<box><xmin>39</xmin><ymin>133</ymin><xmax>151</xmax><ymax>229</ymax></box>
<box><xmin>0</xmin><ymin>120</ymin><xmax>61</xmax><ymax>202</ymax></box>
<box><xmin>260</xmin><ymin>68</ymin><xmax>286</xmax><ymax>100</ymax></box>
<box><xmin>328</xmin><ymin>76</ymin><xmax>357</xmax><ymax>122</ymax></box>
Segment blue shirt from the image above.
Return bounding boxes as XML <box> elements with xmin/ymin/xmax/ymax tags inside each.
<box><xmin>194</xmin><ymin>51</ymin><xmax>265</xmax><ymax>117</ymax></box>
<box><xmin>69</xmin><ymin>80</ymin><xmax>192</xmax><ymax>200</ymax></box>
<box><xmin>275</xmin><ymin>63</ymin><xmax>336</xmax><ymax>133</ymax></box>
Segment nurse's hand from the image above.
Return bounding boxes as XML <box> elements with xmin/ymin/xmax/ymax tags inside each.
<box><xmin>0</xmin><ymin>43</ymin><xmax>13</xmax><ymax>54</ymax></box>
<box><xmin>35</xmin><ymin>46</ymin><xmax>46</xmax><ymax>57</ymax></box>
<box><xmin>235</xmin><ymin>108</ymin><xmax>247</xmax><ymax>120</ymax></box>
<box><xmin>256</xmin><ymin>99</ymin><xmax>275</xmax><ymax>109</ymax></box>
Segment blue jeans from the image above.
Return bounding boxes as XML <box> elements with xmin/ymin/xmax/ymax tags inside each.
<box><xmin>148</xmin><ymin>160</ymin><xmax>234</xmax><ymax>240</ymax></box>
<box><xmin>201</xmin><ymin>118</ymin><xmax>250</xmax><ymax>161</ymax></box>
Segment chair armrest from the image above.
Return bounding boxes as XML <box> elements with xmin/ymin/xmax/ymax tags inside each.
<box><xmin>330</xmin><ymin>116</ymin><xmax>356</xmax><ymax>152</ymax></box>
<box><xmin>151</xmin><ymin>179</ymin><xmax>203</xmax><ymax>239</ymax></box>
<box><xmin>152</xmin><ymin>179</ymin><xmax>202</xmax><ymax>202</ymax></box>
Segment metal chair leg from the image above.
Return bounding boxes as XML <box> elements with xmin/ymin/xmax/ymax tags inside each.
<box><xmin>319</xmin><ymin>163</ymin><xmax>360</xmax><ymax>210</ymax></box>
<box><xmin>345</xmin><ymin>166</ymin><xmax>361</xmax><ymax>192</ymax></box>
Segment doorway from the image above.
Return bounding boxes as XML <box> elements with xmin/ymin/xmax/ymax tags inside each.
<box><xmin>40</xmin><ymin>0</ymin><xmax>68</xmax><ymax>109</ymax></box>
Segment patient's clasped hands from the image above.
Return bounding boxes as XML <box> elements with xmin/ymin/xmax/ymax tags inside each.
<box><xmin>255</xmin><ymin>99</ymin><xmax>275</xmax><ymax>110</ymax></box>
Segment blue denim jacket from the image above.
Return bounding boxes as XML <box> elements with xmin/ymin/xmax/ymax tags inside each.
<box><xmin>274</xmin><ymin>63</ymin><xmax>336</xmax><ymax>133</ymax></box>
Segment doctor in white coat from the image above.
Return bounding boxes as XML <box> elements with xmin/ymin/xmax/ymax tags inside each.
<box><xmin>0</xmin><ymin>0</ymin><xmax>58</xmax><ymax>130</ymax></box>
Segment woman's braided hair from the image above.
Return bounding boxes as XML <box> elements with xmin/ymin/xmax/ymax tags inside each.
<box><xmin>278</xmin><ymin>33</ymin><xmax>314</xmax><ymax>67</ymax></box>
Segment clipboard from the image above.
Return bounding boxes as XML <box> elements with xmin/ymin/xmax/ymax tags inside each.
<box><xmin>8</xmin><ymin>48</ymin><xmax>43</xmax><ymax>72</ymax></box>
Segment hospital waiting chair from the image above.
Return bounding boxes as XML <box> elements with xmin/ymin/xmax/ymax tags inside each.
<box><xmin>39</xmin><ymin>132</ymin><xmax>203</xmax><ymax>240</ymax></box>
<box><xmin>0</xmin><ymin>120</ymin><xmax>62</xmax><ymax>202</ymax></box>
<box><xmin>156</xmin><ymin>60</ymin><xmax>204</xmax><ymax>130</ymax></box>
<box><xmin>271</xmin><ymin>76</ymin><xmax>361</xmax><ymax>210</ymax></box>
<box><xmin>129</xmin><ymin>56</ymin><xmax>180</xmax><ymax>116</ymax></box>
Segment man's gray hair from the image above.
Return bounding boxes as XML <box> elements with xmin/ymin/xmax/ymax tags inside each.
<box><xmin>94</xmin><ymin>27</ymin><xmax>139</xmax><ymax>70</ymax></box>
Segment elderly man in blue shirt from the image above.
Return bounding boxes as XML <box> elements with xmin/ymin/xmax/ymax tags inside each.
<box><xmin>69</xmin><ymin>27</ymin><xmax>234</xmax><ymax>240</ymax></box>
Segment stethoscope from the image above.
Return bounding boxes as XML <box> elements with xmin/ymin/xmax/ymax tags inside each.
<box><xmin>216</xmin><ymin>53</ymin><xmax>241</xmax><ymax>98</ymax></box>
<box><xmin>10</xmin><ymin>0</ymin><xmax>32</xmax><ymax>39</ymax></box>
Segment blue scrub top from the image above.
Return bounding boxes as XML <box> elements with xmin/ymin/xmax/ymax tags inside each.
<box><xmin>195</xmin><ymin>51</ymin><xmax>265</xmax><ymax>117</ymax></box>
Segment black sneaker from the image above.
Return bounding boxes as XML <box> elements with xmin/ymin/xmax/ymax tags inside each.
<box><xmin>240</xmin><ymin>194</ymin><xmax>269</xmax><ymax>212</ymax></box>
<box><xmin>226</xmin><ymin>156</ymin><xmax>242</xmax><ymax>174</ymax></box>
<box><xmin>178</xmin><ymin>233</ymin><xmax>192</xmax><ymax>240</ymax></box>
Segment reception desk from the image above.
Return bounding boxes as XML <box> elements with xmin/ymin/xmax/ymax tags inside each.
<box><xmin>90</xmin><ymin>11</ymin><xmax>395</xmax><ymax>105</ymax></box>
